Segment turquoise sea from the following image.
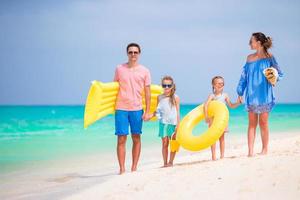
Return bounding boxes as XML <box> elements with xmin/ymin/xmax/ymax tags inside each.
<box><xmin>1</xmin><ymin>104</ymin><xmax>300</xmax><ymax>175</ymax></box>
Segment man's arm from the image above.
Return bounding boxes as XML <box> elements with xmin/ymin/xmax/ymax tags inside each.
<box><xmin>143</xmin><ymin>85</ymin><xmax>151</xmax><ymax>121</ymax></box>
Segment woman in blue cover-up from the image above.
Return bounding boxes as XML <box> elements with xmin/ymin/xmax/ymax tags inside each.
<box><xmin>237</xmin><ymin>32</ymin><xmax>283</xmax><ymax>157</ymax></box>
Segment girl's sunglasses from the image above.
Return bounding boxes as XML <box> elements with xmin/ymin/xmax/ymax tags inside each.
<box><xmin>162</xmin><ymin>84</ymin><xmax>173</xmax><ymax>88</ymax></box>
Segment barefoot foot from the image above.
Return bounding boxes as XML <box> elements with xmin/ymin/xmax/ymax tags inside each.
<box><xmin>167</xmin><ymin>162</ymin><xmax>173</xmax><ymax>167</ymax></box>
<box><xmin>119</xmin><ymin>169</ymin><xmax>125</xmax><ymax>175</ymax></box>
<box><xmin>258</xmin><ymin>150</ymin><xmax>268</xmax><ymax>155</ymax></box>
<box><xmin>131</xmin><ymin>166</ymin><xmax>137</xmax><ymax>172</ymax></box>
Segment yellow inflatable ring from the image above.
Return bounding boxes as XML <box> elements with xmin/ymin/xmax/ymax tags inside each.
<box><xmin>84</xmin><ymin>81</ymin><xmax>162</xmax><ymax>128</ymax></box>
<box><xmin>177</xmin><ymin>101</ymin><xmax>229</xmax><ymax>151</ymax></box>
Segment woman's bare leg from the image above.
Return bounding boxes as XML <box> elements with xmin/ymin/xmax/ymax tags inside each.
<box><xmin>248</xmin><ymin>112</ymin><xmax>258</xmax><ymax>157</ymax></box>
<box><xmin>259</xmin><ymin>112</ymin><xmax>269</xmax><ymax>155</ymax></box>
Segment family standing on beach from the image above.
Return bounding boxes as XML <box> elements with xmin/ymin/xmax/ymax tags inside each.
<box><xmin>113</xmin><ymin>32</ymin><xmax>283</xmax><ymax>174</ymax></box>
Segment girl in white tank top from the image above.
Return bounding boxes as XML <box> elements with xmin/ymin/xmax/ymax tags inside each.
<box><xmin>204</xmin><ymin>76</ymin><xmax>241</xmax><ymax>161</ymax></box>
<box><xmin>152</xmin><ymin>76</ymin><xmax>180</xmax><ymax>167</ymax></box>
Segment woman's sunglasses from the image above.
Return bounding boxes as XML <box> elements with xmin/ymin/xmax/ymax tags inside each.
<box><xmin>162</xmin><ymin>84</ymin><xmax>173</xmax><ymax>89</ymax></box>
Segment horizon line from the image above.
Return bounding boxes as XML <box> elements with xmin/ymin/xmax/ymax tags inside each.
<box><xmin>0</xmin><ymin>102</ymin><xmax>300</xmax><ymax>107</ymax></box>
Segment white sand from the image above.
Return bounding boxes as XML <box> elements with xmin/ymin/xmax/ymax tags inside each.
<box><xmin>63</xmin><ymin>133</ymin><xmax>300</xmax><ymax>200</ymax></box>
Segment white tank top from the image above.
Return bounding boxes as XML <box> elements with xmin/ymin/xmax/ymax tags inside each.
<box><xmin>212</xmin><ymin>93</ymin><xmax>227</xmax><ymax>104</ymax></box>
<box><xmin>156</xmin><ymin>94</ymin><xmax>178</xmax><ymax>125</ymax></box>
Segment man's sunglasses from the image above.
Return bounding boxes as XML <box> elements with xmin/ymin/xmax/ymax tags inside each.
<box><xmin>162</xmin><ymin>84</ymin><xmax>173</xmax><ymax>88</ymax></box>
<box><xmin>128</xmin><ymin>51</ymin><xmax>139</xmax><ymax>55</ymax></box>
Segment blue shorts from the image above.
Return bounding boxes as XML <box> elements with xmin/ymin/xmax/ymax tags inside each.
<box><xmin>115</xmin><ymin>110</ymin><xmax>144</xmax><ymax>136</ymax></box>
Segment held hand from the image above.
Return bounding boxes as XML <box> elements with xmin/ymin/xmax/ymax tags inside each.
<box><xmin>172</xmin><ymin>133</ymin><xmax>177</xmax><ymax>140</ymax></box>
<box><xmin>142</xmin><ymin>112</ymin><xmax>147</xmax><ymax>121</ymax></box>
<box><xmin>205</xmin><ymin>117</ymin><xmax>210</xmax><ymax>124</ymax></box>
<box><xmin>238</xmin><ymin>96</ymin><xmax>243</xmax><ymax>104</ymax></box>
<box><xmin>142</xmin><ymin>112</ymin><xmax>152</xmax><ymax>121</ymax></box>
<box><xmin>174</xmin><ymin>125</ymin><xmax>179</xmax><ymax>134</ymax></box>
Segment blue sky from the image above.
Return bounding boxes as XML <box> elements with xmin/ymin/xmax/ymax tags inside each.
<box><xmin>0</xmin><ymin>0</ymin><xmax>299</xmax><ymax>105</ymax></box>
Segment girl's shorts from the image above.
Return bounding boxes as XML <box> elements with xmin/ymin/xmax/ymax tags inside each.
<box><xmin>159</xmin><ymin>122</ymin><xmax>176</xmax><ymax>138</ymax></box>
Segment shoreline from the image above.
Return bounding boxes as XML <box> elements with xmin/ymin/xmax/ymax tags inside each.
<box><xmin>63</xmin><ymin>132</ymin><xmax>300</xmax><ymax>200</ymax></box>
<box><xmin>1</xmin><ymin>131</ymin><xmax>300</xmax><ymax>200</ymax></box>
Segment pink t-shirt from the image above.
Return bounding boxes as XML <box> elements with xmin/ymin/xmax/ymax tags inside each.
<box><xmin>114</xmin><ymin>63</ymin><xmax>151</xmax><ymax>111</ymax></box>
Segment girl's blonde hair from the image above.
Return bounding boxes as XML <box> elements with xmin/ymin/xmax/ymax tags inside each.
<box><xmin>161</xmin><ymin>76</ymin><xmax>176</xmax><ymax>107</ymax></box>
<box><xmin>211</xmin><ymin>76</ymin><xmax>224</xmax><ymax>93</ymax></box>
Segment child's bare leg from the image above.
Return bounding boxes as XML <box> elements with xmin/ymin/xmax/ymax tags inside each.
<box><xmin>248</xmin><ymin>112</ymin><xmax>258</xmax><ymax>157</ymax></box>
<box><xmin>259</xmin><ymin>112</ymin><xmax>269</xmax><ymax>155</ymax></box>
<box><xmin>162</xmin><ymin>137</ymin><xmax>169</xmax><ymax>167</ymax></box>
<box><xmin>211</xmin><ymin>143</ymin><xmax>217</xmax><ymax>160</ymax></box>
<box><xmin>208</xmin><ymin>120</ymin><xmax>216</xmax><ymax>160</ymax></box>
<box><xmin>219</xmin><ymin>133</ymin><xmax>225</xmax><ymax>159</ymax></box>
<box><xmin>168</xmin><ymin>152</ymin><xmax>176</xmax><ymax>166</ymax></box>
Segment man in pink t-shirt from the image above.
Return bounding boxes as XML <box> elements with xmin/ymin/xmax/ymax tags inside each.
<box><xmin>113</xmin><ymin>43</ymin><xmax>151</xmax><ymax>174</ymax></box>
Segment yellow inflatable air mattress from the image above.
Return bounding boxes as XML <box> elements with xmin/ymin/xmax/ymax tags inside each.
<box><xmin>84</xmin><ymin>81</ymin><xmax>162</xmax><ymax>128</ymax></box>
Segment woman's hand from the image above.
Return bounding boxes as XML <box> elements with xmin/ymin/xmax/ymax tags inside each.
<box><xmin>238</xmin><ymin>96</ymin><xmax>243</xmax><ymax>104</ymax></box>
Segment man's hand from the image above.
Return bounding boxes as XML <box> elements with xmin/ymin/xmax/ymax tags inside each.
<box><xmin>142</xmin><ymin>112</ymin><xmax>152</xmax><ymax>121</ymax></box>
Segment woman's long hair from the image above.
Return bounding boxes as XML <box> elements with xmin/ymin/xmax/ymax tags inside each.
<box><xmin>252</xmin><ymin>32</ymin><xmax>273</xmax><ymax>57</ymax></box>
<box><xmin>161</xmin><ymin>76</ymin><xmax>176</xmax><ymax>107</ymax></box>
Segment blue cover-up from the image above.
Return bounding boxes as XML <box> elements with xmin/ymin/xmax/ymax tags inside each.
<box><xmin>236</xmin><ymin>56</ymin><xmax>283</xmax><ymax>113</ymax></box>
